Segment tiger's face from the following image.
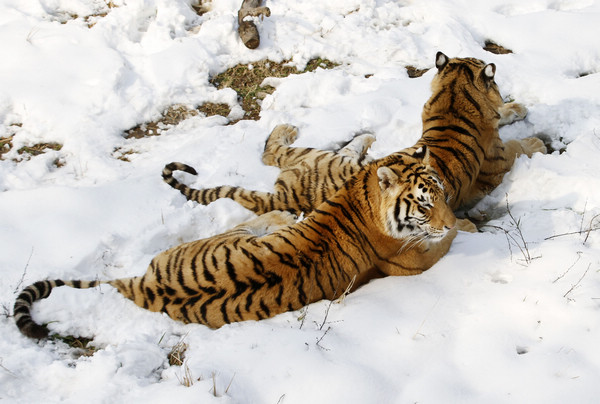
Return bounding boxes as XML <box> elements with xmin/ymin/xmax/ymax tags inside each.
<box><xmin>377</xmin><ymin>156</ymin><xmax>455</xmax><ymax>242</ymax></box>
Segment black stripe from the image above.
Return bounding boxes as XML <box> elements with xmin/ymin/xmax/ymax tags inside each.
<box><xmin>259</xmin><ymin>300</ymin><xmax>271</xmax><ymax>318</ymax></box>
<box><xmin>461</xmin><ymin>88</ymin><xmax>482</xmax><ymax>115</ymax></box>
<box><xmin>220</xmin><ymin>298</ymin><xmax>230</xmax><ymax>324</ymax></box>
<box><xmin>428</xmin><ymin>144</ymin><xmax>476</xmax><ymax>180</ymax></box>
<box><xmin>423</xmin><ymin>135</ymin><xmax>482</xmax><ymax>167</ymax></box>
<box><xmin>262</xmin><ymin>242</ymin><xmax>298</xmax><ymax>268</ymax></box>
<box><xmin>199</xmin><ymin>289</ymin><xmax>226</xmax><ymax>323</ymax></box>
<box><xmin>146</xmin><ymin>287</ymin><xmax>156</xmax><ymax>304</ymax></box>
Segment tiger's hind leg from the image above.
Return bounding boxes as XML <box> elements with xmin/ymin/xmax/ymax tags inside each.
<box><xmin>235</xmin><ymin>210</ymin><xmax>297</xmax><ymax>237</ymax></box>
<box><xmin>262</xmin><ymin>124</ymin><xmax>299</xmax><ymax>167</ymax></box>
<box><xmin>463</xmin><ymin>136</ymin><xmax>547</xmax><ymax>206</ymax></box>
<box><xmin>498</xmin><ymin>102</ymin><xmax>528</xmax><ymax>126</ymax></box>
<box><xmin>337</xmin><ymin>133</ymin><xmax>376</xmax><ymax>164</ymax></box>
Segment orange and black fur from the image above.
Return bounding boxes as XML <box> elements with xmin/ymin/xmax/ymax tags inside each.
<box><xmin>15</xmin><ymin>148</ymin><xmax>472</xmax><ymax>338</ymax></box>
<box><xmin>405</xmin><ymin>51</ymin><xmax>546</xmax><ymax>209</ymax></box>
<box><xmin>163</xmin><ymin>126</ymin><xmax>375</xmax><ymax>216</ymax></box>
<box><xmin>163</xmin><ymin>52</ymin><xmax>545</xmax><ymax>214</ymax></box>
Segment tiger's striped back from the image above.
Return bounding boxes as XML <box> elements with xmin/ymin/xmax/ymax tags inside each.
<box><xmin>163</xmin><ymin>124</ymin><xmax>375</xmax><ymax>215</ymax></box>
<box><xmin>394</xmin><ymin>52</ymin><xmax>545</xmax><ymax>209</ymax></box>
<box><xmin>15</xmin><ymin>148</ymin><xmax>461</xmax><ymax>337</ymax></box>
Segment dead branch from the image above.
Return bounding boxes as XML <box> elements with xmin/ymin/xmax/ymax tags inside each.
<box><xmin>238</xmin><ymin>0</ymin><xmax>271</xmax><ymax>49</ymax></box>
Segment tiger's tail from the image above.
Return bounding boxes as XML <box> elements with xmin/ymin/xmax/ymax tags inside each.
<box><xmin>162</xmin><ymin>162</ymin><xmax>285</xmax><ymax>215</ymax></box>
<box><xmin>14</xmin><ymin>280</ymin><xmax>102</xmax><ymax>339</ymax></box>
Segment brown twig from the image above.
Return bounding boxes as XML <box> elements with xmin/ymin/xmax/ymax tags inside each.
<box><xmin>564</xmin><ymin>263</ymin><xmax>591</xmax><ymax>298</ymax></box>
<box><xmin>553</xmin><ymin>252</ymin><xmax>583</xmax><ymax>283</ymax></box>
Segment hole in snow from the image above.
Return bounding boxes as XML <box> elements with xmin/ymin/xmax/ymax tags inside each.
<box><xmin>516</xmin><ymin>346</ymin><xmax>529</xmax><ymax>355</ymax></box>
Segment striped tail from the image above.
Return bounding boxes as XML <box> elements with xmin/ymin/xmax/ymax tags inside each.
<box><xmin>162</xmin><ymin>162</ymin><xmax>284</xmax><ymax>215</ymax></box>
<box><xmin>14</xmin><ymin>280</ymin><xmax>101</xmax><ymax>339</ymax></box>
<box><xmin>162</xmin><ymin>162</ymin><xmax>198</xmax><ymax>195</ymax></box>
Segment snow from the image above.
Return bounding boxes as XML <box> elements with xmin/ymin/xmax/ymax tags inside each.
<box><xmin>1</xmin><ymin>0</ymin><xmax>600</xmax><ymax>402</ymax></box>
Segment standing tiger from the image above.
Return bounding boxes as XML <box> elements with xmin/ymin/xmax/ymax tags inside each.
<box><xmin>163</xmin><ymin>52</ymin><xmax>546</xmax><ymax>214</ymax></box>
<box><xmin>15</xmin><ymin>148</ymin><xmax>472</xmax><ymax>338</ymax></box>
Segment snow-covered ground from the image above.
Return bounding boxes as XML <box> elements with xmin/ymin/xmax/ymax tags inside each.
<box><xmin>1</xmin><ymin>0</ymin><xmax>600</xmax><ymax>402</ymax></box>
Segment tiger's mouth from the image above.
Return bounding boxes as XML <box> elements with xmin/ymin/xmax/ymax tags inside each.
<box><xmin>423</xmin><ymin>227</ymin><xmax>449</xmax><ymax>241</ymax></box>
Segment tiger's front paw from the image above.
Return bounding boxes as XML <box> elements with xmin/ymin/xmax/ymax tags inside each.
<box><xmin>264</xmin><ymin>210</ymin><xmax>298</xmax><ymax>227</ymax></box>
<box><xmin>339</xmin><ymin>133</ymin><xmax>376</xmax><ymax>161</ymax></box>
<box><xmin>520</xmin><ymin>137</ymin><xmax>547</xmax><ymax>156</ymax></box>
<box><xmin>456</xmin><ymin>218</ymin><xmax>477</xmax><ymax>233</ymax></box>
<box><xmin>499</xmin><ymin>102</ymin><xmax>528</xmax><ymax>126</ymax></box>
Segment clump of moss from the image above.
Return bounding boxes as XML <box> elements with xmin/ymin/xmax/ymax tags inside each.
<box><xmin>405</xmin><ymin>66</ymin><xmax>430</xmax><ymax>78</ymax></box>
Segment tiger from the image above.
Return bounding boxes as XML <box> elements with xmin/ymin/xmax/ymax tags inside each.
<box><xmin>406</xmin><ymin>51</ymin><xmax>547</xmax><ymax>210</ymax></box>
<box><xmin>163</xmin><ymin>52</ymin><xmax>546</xmax><ymax>216</ymax></box>
<box><xmin>15</xmin><ymin>147</ymin><xmax>472</xmax><ymax>339</ymax></box>
<box><xmin>162</xmin><ymin>125</ymin><xmax>375</xmax><ymax>216</ymax></box>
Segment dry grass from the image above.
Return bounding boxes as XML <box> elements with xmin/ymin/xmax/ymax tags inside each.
<box><xmin>0</xmin><ymin>136</ymin><xmax>13</xmax><ymax>160</ymax></box>
<box><xmin>483</xmin><ymin>40</ymin><xmax>513</xmax><ymax>55</ymax></box>
<box><xmin>0</xmin><ymin>136</ymin><xmax>65</xmax><ymax>166</ymax></box>
<box><xmin>15</xmin><ymin>142</ymin><xmax>64</xmax><ymax>167</ymax></box>
<box><xmin>210</xmin><ymin>58</ymin><xmax>338</xmax><ymax>121</ymax></box>
<box><xmin>112</xmin><ymin>148</ymin><xmax>137</xmax><ymax>162</ymax></box>
<box><xmin>168</xmin><ymin>339</ymin><xmax>188</xmax><ymax>366</ymax></box>
<box><xmin>50</xmin><ymin>334</ymin><xmax>98</xmax><ymax>358</ymax></box>
<box><xmin>124</xmin><ymin>103</ymin><xmax>231</xmax><ymax>139</ymax></box>
<box><xmin>52</xmin><ymin>1</ymin><xmax>118</xmax><ymax>27</ymax></box>
<box><xmin>123</xmin><ymin>57</ymin><xmax>337</xmax><ymax>141</ymax></box>
<box><xmin>17</xmin><ymin>142</ymin><xmax>62</xmax><ymax>157</ymax></box>
<box><xmin>177</xmin><ymin>362</ymin><xmax>196</xmax><ymax>387</ymax></box>
<box><xmin>0</xmin><ymin>123</ymin><xmax>23</xmax><ymax>160</ymax></box>
<box><xmin>196</xmin><ymin>102</ymin><xmax>232</xmax><ymax>118</ymax></box>
<box><xmin>168</xmin><ymin>337</ymin><xmax>198</xmax><ymax>387</ymax></box>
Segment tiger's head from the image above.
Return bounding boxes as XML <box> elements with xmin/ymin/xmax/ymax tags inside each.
<box><xmin>428</xmin><ymin>51</ymin><xmax>504</xmax><ymax>115</ymax></box>
<box><xmin>376</xmin><ymin>147</ymin><xmax>456</xmax><ymax>243</ymax></box>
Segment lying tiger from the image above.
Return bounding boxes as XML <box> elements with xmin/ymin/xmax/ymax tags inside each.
<box><xmin>163</xmin><ymin>52</ymin><xmax>546</xmax><ymax>214</ymax></box>
<box><xmin>163</xmin><ymin>126</ymin><xmax>375</xmax><ymax>215</ymax></box>
<box><xmin>15</xmin><ymin>147</ymin><xmax>474</xmax><ymax>339</ymax></box>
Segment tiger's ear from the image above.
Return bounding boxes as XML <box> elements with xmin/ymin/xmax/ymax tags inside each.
<box><xmin>483</xmin><ymin>63</ymin><xmax>496</xmax><ymax>80</ymax></box>
<box><xmin>413</xmin><ymin>145</ymin><xmax>432</xmax><ymax>165</ymax></box>
<box><xmin>435</xmin><ymin>52</ymin><xmax>449</xmax><ymax>70</ymax></box>
<box><xmin>377</xmin><ymin>167</ymin><xmax>398</xmax><ymax>192</ymax></box>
